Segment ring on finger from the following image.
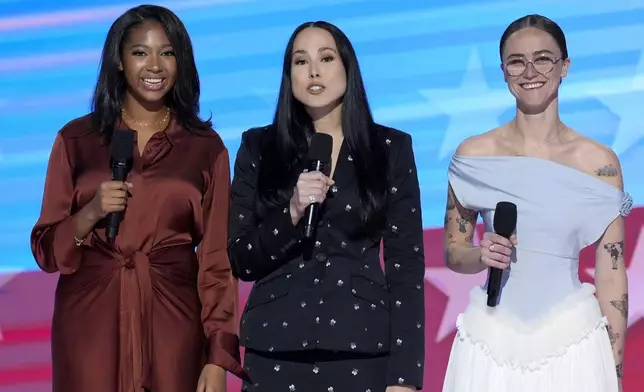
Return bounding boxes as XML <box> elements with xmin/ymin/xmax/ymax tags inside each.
<box><xmin>489</xmin><ymin>244</ymin><xmax>495</xmax><ymax>252</ymax></box>
<box><xmin>308</xmin><ymin>195</ymin><xmax>316</xmax><ymax>204</ymax></box>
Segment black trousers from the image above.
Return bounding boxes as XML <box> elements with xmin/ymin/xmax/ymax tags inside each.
<box><xmin>242</xmin><ymin>349</ymin><xmax>389</xmax><ymax>392</ymax></box>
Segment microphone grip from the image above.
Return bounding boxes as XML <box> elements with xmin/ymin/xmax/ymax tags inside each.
<box><xmin>486</xmin><ymin>268</ymin><xmax>503</xmax><ymax>307</ymax></box>
<box><xmin>106</xmin><ymin>211</ymin><xmax>124</xmax><ymax>241</ymax></box>
<box><xmin>303</xmin><ymin>203</ymin><xmax>320</xmax><ymax>239</ymax></box>
<box><xmin>106</xmin><ymin>162</ymin><xmax>129</xmax><ymax>242</ymax></box>
<box><xmin>486</xmin><ymin>230</ymin><xmax>512</xmax><ymax>307</ymax></box>
<box><xmin>303</xmin><ymin>160</ymin><xmax>325</xmax><ymax>240</ymax></box>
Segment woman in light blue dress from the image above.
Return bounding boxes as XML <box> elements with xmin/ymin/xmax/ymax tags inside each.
<box><xmin>441</xmin><ymin>14</ymin><xmax>632</xmax><ymax>392</ymax></box>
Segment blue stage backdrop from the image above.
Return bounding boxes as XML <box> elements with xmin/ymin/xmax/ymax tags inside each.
<box><xmin>2</xmin><ymin>0</ymin><xmax>644</xmax><ymax>271</ymax></box>
<box><xmin>1</xmin><ymin>1</ymin><xmax>644</xmax><ymax>391</ymax></box>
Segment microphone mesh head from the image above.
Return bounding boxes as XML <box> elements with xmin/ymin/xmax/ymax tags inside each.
<box><xmin>308</xmin><ymin>133</ymin><xmax>333</xmax><ymax>162</ymax></box>
<box><xmin>493</xmin><ymin>201</ymin><xmax>517</xmax><ymax>237</ymax></box>
<box><xmin>110</xmin><ymin>130</ymin><xmax>134</xmax><ymax>161</ymax></box>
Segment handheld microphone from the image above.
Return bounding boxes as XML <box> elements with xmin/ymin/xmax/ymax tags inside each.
<box><xmin>106</xmin><ymin>129</ymin><xmax>134</xmax><ymax>242</ymax></box>
<box><xmin>487</xmin><ymin>201</ymin><xmax>517</xmax><ymax>307</ymax></box>
<box><xmin>303</xmin><ymin>133</ymin><xmax>333</xmax><ymax>239</ymax></box>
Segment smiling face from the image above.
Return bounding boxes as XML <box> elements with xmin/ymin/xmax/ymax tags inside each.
<box><xmin>290</xmin><ymin>27</ymin><xmax>347</xmax><ymax>113</ymax></box>
<box><xmin>501</xmin><ymin>27</ymin><xmax>570</xmax><ymax>113</ymax></box>
<box><xmin>119</xmin><ymin>20</ymin><xmax>177</xmax><ymax>107</ymax></box>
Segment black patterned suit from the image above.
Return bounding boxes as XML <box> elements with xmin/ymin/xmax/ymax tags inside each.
<box><xmin>228</xmin><ymin>124</ymin><xmax>426</xmax><ymax>392</ymax></box>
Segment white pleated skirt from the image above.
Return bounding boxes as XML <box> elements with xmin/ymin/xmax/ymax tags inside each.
<box><xmin>442</xmin><ymin>283</ymin><xmax>618</xmax><ymax>392</ymax></box>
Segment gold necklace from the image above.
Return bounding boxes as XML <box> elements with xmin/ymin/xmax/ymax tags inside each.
<box><xmin>510</xmin><ymin>122</ymin><xmax>567</xmax><ymax>156</ymax></box>
<box><xmin>121</xmin><ymin>107</ymin><xmax>170</xmax><ymax>130</ymax></box>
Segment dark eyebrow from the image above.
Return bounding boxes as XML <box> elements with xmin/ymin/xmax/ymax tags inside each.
<box><xmin>292</xmin><ymin>47</ymin><xmax>339</xmax><ymax>56</ymax></box>
<box><xmin>506</xmin><ymin>49</ymin><xmax>556</xmax><ymax>59</ymax></box>
<box><xmin>128</xmin><ymin>43</ymin><xmax>173</xmax><ymax>50</ymax></box>
<box><xmin>318</xmin><ymin>46</ymin><xmax>338</xmax><ymax>54</ymax></box>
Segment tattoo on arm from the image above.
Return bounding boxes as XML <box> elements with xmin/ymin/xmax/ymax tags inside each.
<box><xmin>461</xmin><ymin>209</ymin><xmax>477</xmax><ymax>222</ymax></box>
<box><xmin>444</xmin><ymin>214</ymin><xmax>451</xmax><ymax>226</ymax></box>
<box><xmin>610</xmin><ymin>294</ymin><xmax>629</xmax><ymax>319</ymax></box>
<box><xmin>616</xmin><ymin>363</ymin><xmax>623</xmax><ymax>379</ymax></box>
<box><xmin>595</xmin><ymin>164</ymin><xmax>619</xmax><ymax>177</ymax></box>
<box><xmin>607</xmin><ymin>325</ymin><xmax>620</xmax><ymax>347</ymax></box>
<box><xmin>456</xmin><ymin>218</ymin><xmax>469</xmax><ymax>233</ymax></box>
<box><xmin>603</xmin><ymin>240</ymin><xmax>625</xmax><ymax>270</ymax></box>
<box><xmin>447</xmin><ymin>192</ymin><xmax>456</xmax><ymax>210</ymax></box>
<box><xmin>452</xmin><ymin>209</ymin><xmax>477</xmax><ymax>233</ymax></box>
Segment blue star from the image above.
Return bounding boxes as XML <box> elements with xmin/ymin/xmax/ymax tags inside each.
<box><xmin>418</xmin><ymin>49</ymin><xmax>512</xmax><ymax>159</ymax></box>
<box><xmin>594</xmin><ymin>50</ymin><xmax>644</xmax><ymax>156</ymax></box>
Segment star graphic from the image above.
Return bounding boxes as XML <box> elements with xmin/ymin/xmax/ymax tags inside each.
<box><xmin>0</xmin><ymin>271</ymin><xmax>18</xmax><ymax>341</ymax></box>
<box><xmin>586</xmin><ymin>226</ymin><xmax>644</xmax><ymax>328</ymax></box>
<box><xmin>424</xmin><ymin>229</ymin><xmax>487</xmax><ymax>342</ymax></box>
<box><xmin>593</xmin><ymin>50</ymin><xmax>644</xmax><ymax>156</ymax></box>
<box><xmin>418</xmin><ymin>49</ymin><xmax>513</xmax><ymax>159</ymax></box>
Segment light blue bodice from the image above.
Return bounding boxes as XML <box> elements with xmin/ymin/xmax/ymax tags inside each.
<box><xmin>448</xmin><ymin>155</ymin><xmax>633</xmax><ymax>322</ymax></box>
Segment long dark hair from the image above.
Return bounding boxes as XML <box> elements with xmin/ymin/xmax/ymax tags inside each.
<box><xmin>499</xmin><ymin>14</ymin><xmax>569</xmax><ymax>60</ymax></box>
<box><xmin>257</xmin><ymin>21</ymin><xmax>388</xmax><ymax>233</ymax></box>
<box><xmin>91</xmin><ymin>4</ymin><xmax>211</xmax><ymax>140</ymax></box>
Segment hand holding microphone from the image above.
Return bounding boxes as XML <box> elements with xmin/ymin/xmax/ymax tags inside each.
<box><xmin>87</xmin><ymin>181</ymin><xmax>133</xmax><ymax>221</ymax></box>
<box><xmin>483</xmin><ymin>201</ymin><xmax>518</xmax><ymax>307</ymax></box>
<box><xmin>105</xmin><ymin>129</ymin><xmax>134</xmax><ymax>241</ymax></box>
<box><xmin>290</xmin><ymin>171</ymin><xmax>334</xmax><ymax>224</ymax></box>
<box><xmin>289</xmin><ymin>133</ymin><xmax>334</xmax><ymax>235</ymax></box>
<box><xmin>479</xmin><ymin>232</ymin><xmax>517</xmax><ymax>270</ymax></box>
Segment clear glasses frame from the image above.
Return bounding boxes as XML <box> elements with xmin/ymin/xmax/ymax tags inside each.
<box><xmin>503</xmin><ymin>57</ymin><xmax>562</xmax><ymax>77</ymax></box>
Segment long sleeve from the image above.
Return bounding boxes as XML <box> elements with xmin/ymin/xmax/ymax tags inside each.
<box><xmin>382</xmin><ymin>134</ymin><xmax>426</xmax><ymax>389</ymax></box>
<box><xmin>30</xmin><ymin>132</ymin><xmax>93</xmax><ymax>275</ymax></box>
<box><xmin>197</xmin><ymin>146</ymin><xmax>246</xmax><ymax>380</ymax></box>
<box><xmin>228</xmin><ymin>130</ymin><xmax>303</xmax><ymax>281</ymax></box>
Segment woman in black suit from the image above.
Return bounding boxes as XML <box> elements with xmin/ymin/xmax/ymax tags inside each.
<box><xmin>228</xmin><ymin>21</ymin><xmax>426</xmax><ymax>392</ymax></box>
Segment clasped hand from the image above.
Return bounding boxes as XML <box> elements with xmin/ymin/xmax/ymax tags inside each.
<box><xmin>86</xmin><ymin>181</ymin><xmax>133</xmax><ymax>221</ymax></box>
<box><xmin>289</xmin><ymin>171</ymin><xmax>334</xmax><ymax>223</ymax></box>
<box><xmin>479</xmin><ymin>232</ymin><xmax>518</xmax><ymax>269</ymax></box>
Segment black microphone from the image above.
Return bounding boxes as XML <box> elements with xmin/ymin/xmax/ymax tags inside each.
<box><xmin>106</xmin><ymin>129</ymin><xmax>134</xmax><ymax>242</ymax></box>
<box><xmin>487</xmin><ymin>201</ymin><xmax>517</xmax><ymax>307</ymax></box>
<box><xmin>303</xmin><ymin>133</ymin><xmax>333</xmax><ymax>239</ymax></box>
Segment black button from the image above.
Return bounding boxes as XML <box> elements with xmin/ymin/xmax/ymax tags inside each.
<box><xmin>315</xmin><ymin>253</ymin><xmax>327</xmax><ymax>262</ymax></box>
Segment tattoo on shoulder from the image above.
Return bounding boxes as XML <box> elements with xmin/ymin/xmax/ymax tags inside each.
<box><xmin>595</xmin><ymin>164</ymin><xmax>618</xmax><ymax>177</ymax></box>
<box><xmin>606</xmin><ymin>325</ymin><xmax>620</xmax><ymax>347</ymax></box>
<box><xmin>616</xmin><ymin>363</ymin><xmax>623</xmax><ymax>379</ymax></box>
<box><xmin>603</xmin><ymin>240</ymin><xmax>625</xmax><ymax>270</ymax></box>
<box><xmin>610</xmin><ymin>294</ymin><xmax>629</xmax><ymax>319</ymax></box>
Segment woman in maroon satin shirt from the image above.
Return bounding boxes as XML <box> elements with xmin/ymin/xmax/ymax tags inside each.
<box><xmin>30</xmin><ymin>5</ymin><xmax>244</xmax><ymax>392</ymax></box>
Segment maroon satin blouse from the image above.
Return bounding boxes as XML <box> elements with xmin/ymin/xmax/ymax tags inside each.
<box><xmin>30</xmin><ymin>114</ymin><xmax>245</xmax><ymax>392</ymax></box>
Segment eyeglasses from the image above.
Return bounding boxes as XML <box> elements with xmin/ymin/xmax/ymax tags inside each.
<box><xmin>503</xmin><ymin>56</ymin><xmax>562</xmax><ymax>77</ymax></box>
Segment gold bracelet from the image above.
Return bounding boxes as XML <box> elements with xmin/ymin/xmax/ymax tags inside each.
<box><xmin>74</xmin><ymin>237</ymin><xmax>85</xmax><ymax>247</ymax></box>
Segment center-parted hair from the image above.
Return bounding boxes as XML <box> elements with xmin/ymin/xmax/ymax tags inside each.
<box><xmin>256</xmin><ymin>21</ymin><xmax>388</xmax><ymax>235</ymax></box>
<box><xmin>91</xmin><ymin>4</ymin><xmax>211</xmax><ymax>141</ymax></box>
<box><xmin>499</xmin><ymin>14</ymin><xmax>569</xmax><ymax>60</ymax></box>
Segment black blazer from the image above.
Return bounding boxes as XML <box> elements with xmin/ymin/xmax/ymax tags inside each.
<box><xmin>228</xmin><ymin>124</ymin><xmax>426</xmax><ymax>389</ymax></box>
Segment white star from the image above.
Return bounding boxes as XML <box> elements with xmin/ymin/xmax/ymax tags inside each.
<box><xmin>0</xmin><ymin>270</ymin><xmax>18</xmax><ymax>341</ymax></box>
<box><xmin>424</xmin><ymin>228</ymin><xmax>486</xmax><ymax>342</ymax></box>
<box><xmin>418</xmin><ymin>49</ymin><xmax>512</xmax><ymax>159</ymax></box>
<box><xmin>591</xmin><ymin>50</ymin><xmax>644</xmax><ymax>156</ymax></box>
<box><xmin>586</xmin><ymin>225</ymin><xmax>644</xmax><ymax>328</ymax></box>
